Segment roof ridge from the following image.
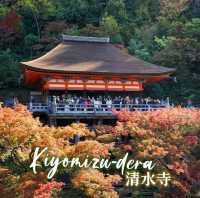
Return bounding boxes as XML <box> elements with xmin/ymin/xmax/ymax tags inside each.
<box><xmin>62</xmin><ymin>34</ymin><xmax>110</xmax><ymax>43</ymax></box>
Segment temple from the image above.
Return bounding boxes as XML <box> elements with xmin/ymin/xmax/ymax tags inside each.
<box><xmin>21</xmin><ymin>35</ymin><xmax>175</xmax><ymax>126</ymax></box>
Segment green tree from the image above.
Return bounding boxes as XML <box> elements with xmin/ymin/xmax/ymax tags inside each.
<box><xmin>153</xmin><ymin>38</ymin><xmax>200</xmax><ymax>104</ymax></box>
<box><xmin>16</xmin><ymin>0</ymin><xmax>57</xmax><ymax>39</ymax></box>
<box><xmin>101</xmin><ymin>15</ymin><xmax>120</xmax><ymax>36</ymax></box>
<box><xmin>0</xmin><ymin>50</ymin><xmax>19</xmax><ymax>88</ymax></box>
<box><xmin>24</xmin><ymin>33</ymin><xmax>38</xmax><ymax>57</ymax></box>
<box><xmin>127</xmin><ymin>0</ymin><xmax>160</xmax><ymax>24</ymax></box>
<box><xmin>54</xmin><ymin>0</ymin><xmax>106</xmax><ymax>24</ymax></box>
<box><xmin>105</xmin><ymin>0</ymin><xmax>127</xmax><ymax>23</ymax></box>
<box><xmin>159</xmin><ymin>0</ymin><xmax>189</xmax><ymax>20</ymax></box>
<box><xmin>128</xmin><ymin>38</ymin><xmax>151</xmax><ymax>61</ymax></box>
<box><xmin>0</xmin><ymin>5</ymin><xmax>9</xmax><ymax>18</ymax></box>
<box><xmin>184</xmin><ymin>18</ymin><xmax>200</xmax><ymax>40</ymax></box>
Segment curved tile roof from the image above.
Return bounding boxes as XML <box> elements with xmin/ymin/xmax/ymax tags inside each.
<box><xmin>21</xmin><ymin>37</ymin><xmax>175</xmax><ymax>75</ymax></box>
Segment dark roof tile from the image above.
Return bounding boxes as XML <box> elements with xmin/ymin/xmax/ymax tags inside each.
<box><xmin>21</xmin><ymin>41</ymin><xmax>175</xmax><ymax>75</ymax></box>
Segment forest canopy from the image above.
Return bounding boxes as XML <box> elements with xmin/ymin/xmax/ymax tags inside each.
<box><xmin>0</xmin><ymin>0</ymin><xmax>200</xmax><ymax>104</ymax></box>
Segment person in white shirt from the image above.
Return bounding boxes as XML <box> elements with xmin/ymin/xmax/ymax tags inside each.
<box><xmin>106</xmin><ymin>99</ymin><xmax>112</xmax><ymax>110</ymax></box>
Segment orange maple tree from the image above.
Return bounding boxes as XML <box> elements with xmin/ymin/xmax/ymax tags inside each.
<box><xmin>112</xmin><ymin>107</ymin><xmax>200</xmax><ymax>197</ymax></box>
<box><xmin>72</xmin><ymin>169</ymin><xmax>121</xmax><ymax>198</ymax></box>
<box><xmin>0</xmin><ymin>105</ymin><xmax>200</xmax><ymax>197</ymax></box>
<box><xmin>0</xmin><ymin>105</ymin><xmax>117</xmax><ymax>198</ymax></box>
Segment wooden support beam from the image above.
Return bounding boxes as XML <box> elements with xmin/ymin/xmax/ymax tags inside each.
<box><xmin>49</xmin><ymin>117</ymin><xmax>57</xmax><ymax>127</ymax></box>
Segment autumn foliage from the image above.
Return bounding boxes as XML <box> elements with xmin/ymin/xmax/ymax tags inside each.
<box><xmin>0</xmin><ymin>105</ymin><xmax>117</xmax><ymax>198</ymax></box>
<box><xmin>113</xmin><ymin>107</ymin><xmax>200</xmax><ymax>197</ymax></box>
<box><xmin>72</xmin><ymin>169</ymin><xmax>121</xmax><ymax>198</ymax></box>
<box><xmin>0</xmin><ymin>105</ymin><xmax>200</xmax><ymax>197</ymax></box>
<box><xmin>33</xmin><ymin>181</ymin><xmax>64</xmax><ymax>198</ymax></box>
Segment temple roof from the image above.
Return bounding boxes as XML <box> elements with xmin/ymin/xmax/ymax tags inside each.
<box><xmin>21</xmin><ymin>35</ymin><xmax>175</xmax><ymax>75</ymax></box>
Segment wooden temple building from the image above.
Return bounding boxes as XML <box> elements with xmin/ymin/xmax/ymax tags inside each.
<box><xmin>21</xmin><ymin>35</ymin><xmax>175</xmax><ymax>126</ymax></box>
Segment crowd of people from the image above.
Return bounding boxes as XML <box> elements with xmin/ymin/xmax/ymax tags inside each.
<box><xmin>47</xmin><ymin>94</ymin><xmax>169</xmax><ymax>109</ymax></box>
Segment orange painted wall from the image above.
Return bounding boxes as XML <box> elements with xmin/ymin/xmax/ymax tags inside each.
<box><xmin>23</xmin><ymin>67</ymin><xmax>169</xmax><ymax>91</ymax></box>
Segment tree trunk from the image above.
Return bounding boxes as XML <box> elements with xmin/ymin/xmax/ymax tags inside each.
<box><xmin>32</xmin><ymin>10</ymin><xmax>41</xmax><ymax>40</ymax></box>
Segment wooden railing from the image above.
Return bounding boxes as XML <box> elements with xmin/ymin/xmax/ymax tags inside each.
<box><xmin>28</xmin><ymin>102</ymin><xmax>168</xmax><ymax>114</ymax></box>
<box><xmin>28</xmin><ymin>103</ymin><xmax>48</xmax><ymax>112</ymax></box>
